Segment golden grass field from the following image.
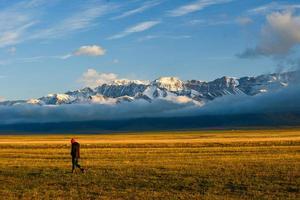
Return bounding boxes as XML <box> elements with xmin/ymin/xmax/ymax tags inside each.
<box><xmin>0</xmin><ymin>130</ymin><xmax>299</xmax><ymax>200</ymax></box>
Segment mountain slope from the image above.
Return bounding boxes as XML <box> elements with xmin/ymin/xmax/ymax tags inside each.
<box><xmin>1</xmin><ymin>71</ymin><xmax>298</xmax><ymax>106</ymax></box>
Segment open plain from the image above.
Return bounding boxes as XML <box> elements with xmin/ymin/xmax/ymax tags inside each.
<box><xmin>0</xmin><ymin>130</ymin><xmax>299</xmax><ymax>199</ymax></box>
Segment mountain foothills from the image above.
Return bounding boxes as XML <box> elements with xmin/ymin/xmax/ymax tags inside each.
<box><xmin>1</xmin><ymin>71</ymin><xmax>299</xmax><ymax>106</ymax></box>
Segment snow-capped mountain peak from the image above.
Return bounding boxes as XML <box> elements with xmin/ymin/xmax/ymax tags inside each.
<box><xmin>111</xmin><ymin>79</ymin><xmax>149</xmax><ymax>86</ymax></box>
<box><xmin>39</xmin><ymin>93</ymin><xmax>73</xmax><ymax>105</ymax></box>
<box><xmin>26</xmin><ymin>99</ymin><xmax>42</xmax><ymax>105</ymax></box>
<box><xmin>151</xmin><ymin>77</ymin><xmax>184</xmax><ymax>91</ymax></box>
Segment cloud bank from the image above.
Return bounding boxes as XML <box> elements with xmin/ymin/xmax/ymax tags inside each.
<box><xmin>0</xmin><ymin>99</ymin><xmax>197</xmax><ymax>125</ymax></box>
<box><xmin>196</xmin><ymin>84</ymin><xmax>300</xmax><ymax>115</ymax></box>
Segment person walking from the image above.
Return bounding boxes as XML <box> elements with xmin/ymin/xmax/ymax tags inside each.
<box><xmin>70</xmin><ymin>138</ymin><xmax>85</xmax><ymax>173</ymax></box>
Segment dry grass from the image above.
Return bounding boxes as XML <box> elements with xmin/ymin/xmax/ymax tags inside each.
<box><xmin>0</xmin><ymin>130</ymin><xmax>299</xmax><ymax>199</ymax></box>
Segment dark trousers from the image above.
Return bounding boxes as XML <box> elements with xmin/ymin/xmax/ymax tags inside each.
<box><xmin>72</xmin><ymin>157</ymin><xmax>81</xmax><ymax>171</ymax></box>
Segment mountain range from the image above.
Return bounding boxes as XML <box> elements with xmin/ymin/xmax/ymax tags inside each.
<box><xmin>1</xmin><ymin>70</ymin><xmax>299</xmax><ymax>106</ymax></box>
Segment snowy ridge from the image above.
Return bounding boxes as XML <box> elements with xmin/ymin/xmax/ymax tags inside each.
<box><xmin>1</xmin><ymin>71</ymin><xmax>299</xmax><ymax>106</ymax></box>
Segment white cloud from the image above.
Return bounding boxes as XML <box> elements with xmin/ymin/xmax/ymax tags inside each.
<box><xmin>30</xmin><ymin>3</ymin><xmax>116</xmax><ymax>40</ymax></box>
<box><xmin>0</xmin><ymin>1</ymin><xmax>117</xmax><ymax>48</ymax></box>
<box><xmin>74</xmin><ymin>45</ymin><xmax>106</xmax><ymax>57</ymax></box>
<box><xmin>238</xmin><ymin>11</ymin><xmax>300</xmax><ymax>58</ymax></box>
<box><xmin>168</xmin><ymin>0</ymin><xmax>233</xmax><ymax>17</ymax></box>
<box><xmin>0</xmin><ymin>2</ymin><xmax>34</xmax><ymax>32</ymax></box>
<box><xmin>17</xmin><ymin>56</ymin><xmax>56</xmax><ymax>63</ymax></box>
<box><xmin>17</xmin><ymin>54</ymin><xmax>73</xmax><ymax>63</ymax></box>
<box><xmin>60</xmin><ymin>54</ymin><xmax>72</xmax><ymax>60</ymax></box>
<box><xmin>108</xmin><ymin>20</ymin><xmax>160</xmax><ymax>40</ymax></box>
<box><xmin>0</xmin><ymin>25</ymin><xmax>36</xmax><ymax>48</ymax></box>
<box><xmin>0</xmin><ymin>32</ymin><xmax>19</xmax><ymax>47</ymax></box>
<box><xmin>187</xmin><ymin>18</ymin><xmax>235</xmax><ymax>27</ymax></box>
<box><xmin>17</xmin><ymin>45</ymin><xmax>106</xmax><ymax>62</ymax></box>
<box><xmin>0</xmin><ymin>8</ymin><xmax>31</xmax><ymax>47</ymax></box>
<box><xmin>249</xmin><ymin>2</ymin><xmax>300</xmax><ymax>15</ymax></box>
<box><xmin>0</xmin><ymin>0</ymin><xmax>53</xmax><ymax>48</ymax></box>
<box><xmin>112</xmin><ymin>0</ymin><xmax>162</xmax><ymax>20</ymax></box>
<box><xmin>79</xmin><ymin>69</ymin><xmax>118</xmax><ymax>88</ymax></box>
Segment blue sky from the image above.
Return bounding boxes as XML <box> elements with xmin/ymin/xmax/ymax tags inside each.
<box><xmin>0</xmin><ymin>0</ymin><xmax>300</xmax><ymax>100</ymax></box>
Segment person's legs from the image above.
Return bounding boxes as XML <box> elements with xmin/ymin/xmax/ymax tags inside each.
<box><xmin>75</xmin><ymin>159</ymin><xmax>81</xmax><ymax>169</ymax></box>
<box><xmin>72</xmin><ymin>157</ymin><xmax>76</xmax><ymax>173</ymax></box>
<box><xmin>73</xmin><ymin>158</ymin><xmax>85</xmax><ymax>173</ymax></box>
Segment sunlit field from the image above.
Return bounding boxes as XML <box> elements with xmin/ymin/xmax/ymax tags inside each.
<box><xmin>0</xmin><ymin>130</ymin><xmax>299</xmax><ymax>200</ymax></box>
